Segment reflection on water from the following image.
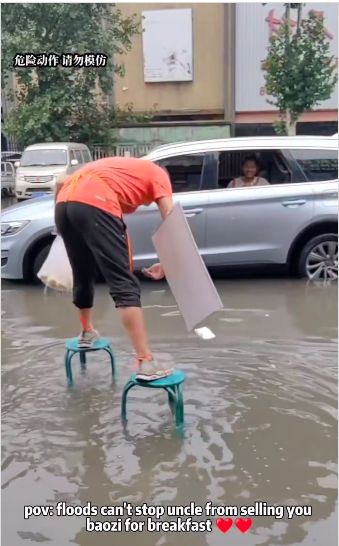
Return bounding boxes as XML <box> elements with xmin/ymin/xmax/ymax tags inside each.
<box><xmin>1</xmin><ymin>279</ymin><xmax>338</xmax><ymax>545</ymax></box>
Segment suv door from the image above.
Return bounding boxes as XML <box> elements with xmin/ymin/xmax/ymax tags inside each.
<box><xmin>288</xmin><ymin>148</ymin><xmax>338</xmax><ymax>219</ymax></box>
<box><xmin>125</xmin><ymin>153</ymin><xmax>211</xmax><ymax>269</ymax></box>
<box><xmin>204</xmin><ymin>148</ymin><xmax>315</xmax><ymax>267</ymax></box>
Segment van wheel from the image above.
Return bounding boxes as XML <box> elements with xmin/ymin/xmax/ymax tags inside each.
<box><xmin>298</xmin><ymin>234</ymin><xmax>338</xmax><ymax>281</ymax></box>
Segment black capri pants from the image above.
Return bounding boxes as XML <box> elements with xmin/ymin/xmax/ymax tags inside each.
<box><xmin>55</xmin><ymin>202</ymin><xmax>141</xmax><ymax>309</ymax></box>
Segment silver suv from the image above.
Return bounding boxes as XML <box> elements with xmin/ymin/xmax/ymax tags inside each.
<box><xmin>1</xmin><ymin>136</ymin><xmax>338</xmax><ymax>282</ymax></box>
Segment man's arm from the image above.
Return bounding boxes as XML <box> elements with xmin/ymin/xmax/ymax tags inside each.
<box><xmin>54</xmin><ymin>174</ymin><xmax>69</xmax><ymax>203</ymax></box>
<box><xmin>156</xmin><ymin>196</ymin><xmax>174</xmax><ymax>220</ymax></box>
<box><xmin>54</xmin><ymin>182</ymin><xmax>63</xmax><ymax>202</ymax></box>
<box><xmin>142</xmin><ymin>196</ymin><xmax>174</xmax><ymax>280</ymax></box>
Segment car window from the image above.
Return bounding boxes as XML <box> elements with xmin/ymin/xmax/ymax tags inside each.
<box><xmin>82</xmin><ymin>149</ymin><xmax>91</xmax><ymax>163</ymax></box>
<box><xmin>157</xmin><ymin>154</ymin><xmax>205</xmax><ymax>193</ymax></box>
<box><xmin>289</xmin><ymin>149</ymin><xmax>338</xmax><ymax>182</ymax></box>
<box><xmin>74</xmin><ymin>150</ymin><xmax>83</xmax><ymax>164</ymax></box>
<box><xmin>218</xmin><ymin>150</ymin><xmax>291</xmax><ymax>188</ymax></box>
<box><xmin>69</xmin><ymin>150</ymin><xmax>76</xmax><ymax>163</ymax></box>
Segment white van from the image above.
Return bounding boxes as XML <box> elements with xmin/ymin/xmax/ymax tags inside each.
<box><xmin>15</xmin><ymin>142</ymin><xmax>92</xmax><ymax>200</ymax></box>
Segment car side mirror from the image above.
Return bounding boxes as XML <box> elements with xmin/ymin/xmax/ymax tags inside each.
<box><xmin>14</xmin><ymin>161</ymin><xmax>20</xmax><ymax>168</ymax></box>
<box><xmin>71</xmin><ymin>159</ymin><xmax>79</xmax><ymax>166</ymax></box>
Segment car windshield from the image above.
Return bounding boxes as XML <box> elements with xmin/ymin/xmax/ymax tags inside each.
<box><xmin>20</xmin><ymin>149</ymin><xmax>67</xmax><ymax>167</ymax></box>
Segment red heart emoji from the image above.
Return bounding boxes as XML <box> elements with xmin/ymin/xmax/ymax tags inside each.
<box><xmin>216</xmin><ymin>518</ymin><xmax>233</xmax><ymax>533</ymax></box>
<box><xmin>235</xmin><ymin>518</ymin><xmax>252</xmax><ymax>533</ymax></box>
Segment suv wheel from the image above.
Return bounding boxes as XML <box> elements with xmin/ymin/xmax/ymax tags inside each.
<box><xmin>298</xmin><ymin>234</ymin><xmax>338</xmax><ymax>281</ymax></box>
<box><xmin>32</xmin><ymin>244</ymin><xmax>52</xmax><ymax>283</ymax></box>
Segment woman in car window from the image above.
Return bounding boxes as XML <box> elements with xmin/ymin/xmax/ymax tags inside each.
<box><xmin>229</xmin><ymin>156</ymin><xmax>269</xmax><ymax>188</ymax></box>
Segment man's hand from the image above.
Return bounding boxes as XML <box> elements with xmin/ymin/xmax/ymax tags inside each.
<box><xmin>142</xmin><ymin>263</ymin><xmax>165</xmax><ymax>280</ymax></box>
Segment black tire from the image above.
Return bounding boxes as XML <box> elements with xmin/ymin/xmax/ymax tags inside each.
<box><xmin>32</xmin><ymin>244</ymin><xmax>52</xmax><ymax>283</ymax></box>
<box><xmin>297</xmin><ymin>233</ymin><xmax>338</xmax><ymax>280</ymax></box>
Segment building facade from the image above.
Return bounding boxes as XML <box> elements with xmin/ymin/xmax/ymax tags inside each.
<box><xmin>114</xmin><ymin>3</ymin><xmax>235</xmax><ymax>146</ymax></box>
<box><xmin>115</xmin><ymin>2</ymin><xmax>337</xmax><ymax>142</ymax></box>
<box><xmin>2</xmin><ymin>3</ymin><xmax>337</xmax><ymax>151</ymax></box>
<box><xmin>235</xmin><ymin>2</ymin><xmax>338</xmax><ymax>136</ymax></box>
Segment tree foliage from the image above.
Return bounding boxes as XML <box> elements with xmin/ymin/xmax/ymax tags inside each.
<box><xmin>263</xmin><ymin>10</ymin><xmax>337</xmax><ymax>135</ymax></box>
<box><xmin>1</xmin><ymin>3</ymin><xmax>147</xmax><ymax>147</ymax></box>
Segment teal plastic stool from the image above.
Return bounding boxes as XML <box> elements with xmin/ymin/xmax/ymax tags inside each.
<box><xmin>64</xmin><ymin>337</ymin><xmax>115</xmax><ymax>385</ymax></box>
<box><xmin>121</xmin><ymin>370</ymin><xmax>186</xmax><ymax>428</ymax></box>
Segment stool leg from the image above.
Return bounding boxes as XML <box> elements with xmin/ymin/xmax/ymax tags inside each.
<box><xmin>165</xmin><ymin>387</ymin><xmax>177</xmax><ymax>416</ymax></box>
<box><xmin>64</xmin><ymin>350</ymin><xmax>73</xmax><ymax>385</ymax></box>
<box><xmin>121</xmin><ymin>381</ymin><xmax>135</xmax><ymax>422</ymax></box>
<box><xmin>104</xmin><ymin>347</ymin><xmax>116</xmax><ymax>380</ymax></box>
<box><xmin>79</xmin><ymin>351</ymin><xmax>87</xmax><ymax>370</ymax></box>
<box><xmin>175</xmin><ymin>384</ymin><xmax>184</xmax><ymax>428</ymax></box>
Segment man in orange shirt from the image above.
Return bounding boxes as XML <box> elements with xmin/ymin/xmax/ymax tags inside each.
<box><xmin>55</xmin><ymin>156</ymin><xmax>173</xmax><ymax>381</ymax></box>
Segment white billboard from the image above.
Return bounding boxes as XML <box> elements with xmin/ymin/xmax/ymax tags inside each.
<box><xmin>142</xmin><ymin>9</ymin><xmax>193</xmax><ymax>83</ymax></box>
<box><xmin>236</xmin><ymin>3</ymin><xmax>338</xmax><ymax>111</ymax></box>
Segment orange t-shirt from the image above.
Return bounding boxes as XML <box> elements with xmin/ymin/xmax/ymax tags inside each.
<box><xmin>56</xmin><ymin>156</ymin><xmax>172</xmax><ymax>218</ymax></box>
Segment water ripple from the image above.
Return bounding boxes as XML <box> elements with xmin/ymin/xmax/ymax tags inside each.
<box><xmin>2</xmin><ymin>281</ymin><xmax>337</xmax><ymax>545</ymax></box>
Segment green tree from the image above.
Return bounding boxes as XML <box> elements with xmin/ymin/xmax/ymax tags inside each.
<box><xmin>1</xmin><ymin>3</ymin><xmax>144</xmax><ymax>147</ymax></box>
<box><xmin>263</xmin><ymin>7</ymin><xmax>337</xmax><ymax>135</ymax></box>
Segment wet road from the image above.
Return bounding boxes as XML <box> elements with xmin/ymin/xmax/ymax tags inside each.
<box><xmin>2</xmin><ymin>279</ymin><xmax>338</xmax><ymax>546</ymax></box>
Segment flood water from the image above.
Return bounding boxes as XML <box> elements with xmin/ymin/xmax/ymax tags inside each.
<box><xmin>2</xmin><ymin>278</ymin><xmax>338</xmax><ymax>546</ymax></box>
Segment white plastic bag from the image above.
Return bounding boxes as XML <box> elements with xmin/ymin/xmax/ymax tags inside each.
<box><xmin>37</xmin><ymin>235</ymin><xmax>73</xmax><ymax>292</ymax></box>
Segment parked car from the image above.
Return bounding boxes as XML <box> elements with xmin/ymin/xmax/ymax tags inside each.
<box><xmin>14</xmin><ymin>142</ymin><xmax>92</xmax><ymax>200</ymax></box>
<box><xmin>1</xmin><ymin>161</ymin><xmax>16</xmax><ymax>197</ymax></box>
<box><xmin>1</xmin><ymin>136</ymin><xmax>338</xmax><ymax>282</ymax></box>
<box><xmin>1</xmin><ymin>151</ymin><xmax>22</xmax><ymax>164</ymax></box>
<box><xmin>1</xmin><ymin>152</ymin><xmax>22</xmax><ymax>197</ymax></box>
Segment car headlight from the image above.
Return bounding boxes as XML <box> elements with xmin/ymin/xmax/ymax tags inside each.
<box><xmin>1</xmin><ymin>220</ymin><xmax>30</xmax><ymax>236</ymax></box>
